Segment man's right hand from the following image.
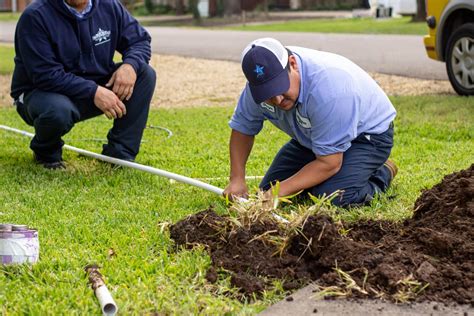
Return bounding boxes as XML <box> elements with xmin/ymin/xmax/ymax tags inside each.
<box><xmin>224</xmin><ymin>130</ymin><xmax>255</xmax><ymax>201</ymax></box>
<box><xmin>94</xmin><ymin>86</ymin><xmax>127</xmax><ymax>119</ymax></box>
<box><xmin>223</xmin><ymin>179</ymin><xmax>249</xmax><ymax>201</ymax></box>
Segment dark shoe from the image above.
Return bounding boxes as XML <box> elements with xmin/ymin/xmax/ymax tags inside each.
<box><xmin>41</xmin><ymin>161</ymin><xmax>66</xmax><ymax>170</ymax></box>
<box><xmin>101</xmin><ymin>145</ymin><xmax>135</xmax><ymax>169</ymax></box>
<box><xmin>34</xmin><ymin>154</ymin><xmax>66</xmax><ymax>170</ymax></box>
<box><xmin>102</xmin><ymin>144</ymin><xmax>135</xmax><ymax>162</ymax></box>
<box><xmin>98</xmin><ymin>153</ymin><xmax>135</xmax><ymax>170</ymax></box>
<box><xmin>383</xmin><ymin>159</ymin><xmax>398</xmax><ymax>181</ymax></box>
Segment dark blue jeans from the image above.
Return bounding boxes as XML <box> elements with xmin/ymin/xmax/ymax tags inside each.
<box><xmin>16</xmin><ymin>64</ymin><xmax>156</xmax><ymax>162</ymax></box>
<box><xmin>260</xmin><ymin>126</ymin><xmax>394</xmax><ymax>207</ymax></box>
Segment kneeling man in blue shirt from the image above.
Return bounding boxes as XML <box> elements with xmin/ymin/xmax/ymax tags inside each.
<box><xmin>224</xmin><ymin>38</ymin><xmax>397</xmax><ymax>207</ymax></box>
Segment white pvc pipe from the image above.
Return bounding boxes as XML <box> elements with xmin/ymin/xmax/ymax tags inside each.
<box><xmin>95</xmin><ymin>285</ymin><xmax>118</xmax><ymax>316</ymax></box>
<box><xmin>195</xmin><ymin>175</ymin><xmax>264</xmax><ymax>181</ymax></box>
<box><xmin>0</xmin><ymin>124</ymin><xmax>223</xmax><ymax>196</ymax></box>
<box><xmin>0</xmin><ymin>124</ymin><xmax>288</xmax><ymax>223</ymax></box>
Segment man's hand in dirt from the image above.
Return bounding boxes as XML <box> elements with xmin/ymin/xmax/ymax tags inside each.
<box><xmin>223</xmin><ymin>179</ymin><xmax>248</xmax><ymax>201</ymax></box>
<box><xmin>106</xmin><ymin>63</ymin><xmax>137</xmax><ymax>101</ymax></box>
<box><xmin>94</xmin><ymin>86</ymin><xmax>127</xmax><ymax>120</ymax></box>
<box><xmin>262</xmin><ymin>189</ymin><xmax>277</xmax><ymax>210</ymax></box>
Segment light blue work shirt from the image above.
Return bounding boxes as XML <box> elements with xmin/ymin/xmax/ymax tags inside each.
<box><xmin>229</xmin><ymin>46</ymin><xmax>397</xmax><ymax>156</ymax></box>
<box><xmin>63</xmin><ymin>0</ymin><xmax>93</xmax><ymax>18</ymax></box>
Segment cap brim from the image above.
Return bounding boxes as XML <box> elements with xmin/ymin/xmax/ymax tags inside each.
<box><xmin>249</xmin><ymin>69</ymin><xmax>290</xmax><ymax>104</ymax></box>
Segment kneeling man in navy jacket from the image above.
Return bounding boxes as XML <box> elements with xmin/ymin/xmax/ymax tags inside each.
<box><xmin>11</xmin><ymin>0</ymin><xmax>156</xmax><ymax>169</ymax></box>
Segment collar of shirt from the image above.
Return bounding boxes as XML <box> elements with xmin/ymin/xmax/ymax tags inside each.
<box><xmin>293</xmin><ymin>52</ymin><xmax>305</xmax><ymax>106</ymax></box>
<box><xmin>63</xmin><ymin>0</ymin><xmax>93</xmax><ymax>18</ymax></box>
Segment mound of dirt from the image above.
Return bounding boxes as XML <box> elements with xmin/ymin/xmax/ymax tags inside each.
<box><xmin>169</xmin><ymin>165</ymin><xmax>473</xmax><ymax>304</ymax></box>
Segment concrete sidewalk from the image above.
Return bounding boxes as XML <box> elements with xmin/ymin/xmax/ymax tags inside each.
<box><xmin>259</xmin><ymin>284</ymin><xmax>473</xmax><ymax>316</ymax></box>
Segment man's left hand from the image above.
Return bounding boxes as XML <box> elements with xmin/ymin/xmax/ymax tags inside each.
<box><xmin>106</xmin><ymin>64</ymin><xmax>137</xmax><ymax>101</ymax></box>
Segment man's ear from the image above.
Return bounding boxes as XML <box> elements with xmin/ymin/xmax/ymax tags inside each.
<box><xmin>289</xmin><ymin>55</ymin><xmax>298</xmax><ymax>72</ymax></box>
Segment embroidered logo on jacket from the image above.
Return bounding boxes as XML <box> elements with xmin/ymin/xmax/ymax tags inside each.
<box><xmin>92</xmin><ymin>28</ymin><xmax>111</xmax><ymax>46</ymax></box>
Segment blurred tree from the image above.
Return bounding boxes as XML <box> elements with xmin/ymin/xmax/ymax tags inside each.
<box><xmin>209</xmin><ymin>0</ymin><xmax>225</xmax><ymax>17</ymax></box>
<box><xmin>121</xmin><ymin>0</ymin><xmax>136</xmax><ymax>12</ymax></box>
<box><xmin>145</xmin><ymin>0</ymin><xmax>154</xmax><ymax>13</ymax></box>
<box><xmin>216</xmin><ymin>0</ymin><xmax>225</xmax><ymax>15</ymax></box>
<box><xmin>209</xmin><ymin>0</ymin><xmax>217</xmax><ymax>16</ymax></box>
<box><xmin>412</xmin><ymin>0</ymin><xmax>426</xmax><ymax>22</ymax></box>
<box><xmin>189</xmin><ymin>0</ymin><xmax>201</xmax><ymax>22</ymax></box>
<box><xmin>361</xmin><ymin>0</ymin><xmax>370</xmax><ymax>9</ymax></box>
<box><xmin>225</xmin><ymin>0</ymin><xmax>241</xmax><ymax>15</ymax></box>
<box><xmin>176</xmin><ymin>0</ymin><xmax>184</xmax><ymax>15</ymax></box>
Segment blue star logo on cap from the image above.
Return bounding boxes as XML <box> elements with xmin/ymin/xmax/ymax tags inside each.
<box><xmin>254</xmin><ymin>64</ymin><xmax>265</xmax><ymax>78</ymax></box>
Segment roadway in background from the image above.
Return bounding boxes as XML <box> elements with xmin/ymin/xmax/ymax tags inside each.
<box><xmin>0</xmin><ymin>21</ymin><xmax>447</xmax><ymax>80</ymax></box>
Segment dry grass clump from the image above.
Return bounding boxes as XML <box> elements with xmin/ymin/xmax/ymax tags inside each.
<box><xmin>226</xmin><ymin>188</ymin><xmax>338</xmax><ymax>255</ymax></box>
<box><xmin>313</xmin><ymin>267</ymin><xmax>429</xmax><ymax>303</ymax></box>
<box><xmin>313</xmin><ymin>267</ymin><xmax>372</xmax><ymax>299</ymax></box>
<box><xmin>226</xmin><ymin>190</ymin><xmax>281</xmax><ymax>230</ymax></box>
<box><xmin>393</xmin><ymin>274</ymin><xmax>430</xmax><ymax>303</ymax></box>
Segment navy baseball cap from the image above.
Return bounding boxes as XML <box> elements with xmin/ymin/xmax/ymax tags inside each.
<box><xmin>241</xmin><ymin>38</ymin><xmax>290</xmax><ymax>104</ymax></box>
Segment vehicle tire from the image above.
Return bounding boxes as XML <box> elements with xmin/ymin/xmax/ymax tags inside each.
<box><xmin>445</xmin><ymin>23</ymin><xmax>474</xmax><ymax>96</ymax></box>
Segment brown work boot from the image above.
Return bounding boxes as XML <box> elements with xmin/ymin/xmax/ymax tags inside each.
<box><xmin>384</xmin><ymin>159</ymin><xmax>398</xmax><ymax>181</ymax></box>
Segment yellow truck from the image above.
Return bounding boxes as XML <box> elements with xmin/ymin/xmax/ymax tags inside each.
<box><xmin>424</xmin><ymin>0</ymin><xmax>474</xmax><ymax>95</ymax></box>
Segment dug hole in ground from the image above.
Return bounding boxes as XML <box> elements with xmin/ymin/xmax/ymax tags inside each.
<box><xmin>169</xmin><ymin>164</ymin><xmax>473</xmax><ymax>313</ymax></box>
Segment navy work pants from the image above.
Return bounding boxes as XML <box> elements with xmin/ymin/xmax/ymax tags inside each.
<box><xmin>16</xmin><ymin>64</ymin><xmax>156</xmax><ymax>162</ymax></box>
<box><xmin>260</xmin><ymin>126</ymin><xmax>394</xmax><ymax>207</ymax></box>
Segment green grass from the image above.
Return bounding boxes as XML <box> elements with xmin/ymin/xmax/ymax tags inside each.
<box><xmin>0</xmin><ymin>95</ymin><xmax>472</xmax><ymax>314</ymax></box>
<box><xmin>0</xmin><ymin>45</ymin><xmax>15</xmax><ymax>75</ymax></box>
<box><xmin>228</xmin><ymin>17</ymin><xmax>427</xmax><ymax>35</ymax></box>
<box><xmin>0</xmin><ymin>12</ymin><xmax>20</xmax><ymax>22</ymax></box>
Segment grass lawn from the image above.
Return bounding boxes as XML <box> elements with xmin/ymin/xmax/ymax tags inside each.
<box><xmin>228</xmin><ymin>16</ymin><xmax>427</xmax><ymax>35</ymax></box>
<box><xmin>0</xmin><ymin>45</ymin><xmax>15</xmax><ymax>75</ymax></box>
<box><xmin>0</xmin><ymin>94</ymin><xmax>473</xmax><ymax>314</ymax></box>
<box><xmin>0</xmin><ymin>12</ymin><xmax>20</xmax><ymax>22</ymax></box>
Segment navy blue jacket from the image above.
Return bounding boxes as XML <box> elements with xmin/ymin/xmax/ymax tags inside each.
<box><xmin>11</xmin><ymin>0</ymin><xmax>151</xmax><ymax>101</ymax></box>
